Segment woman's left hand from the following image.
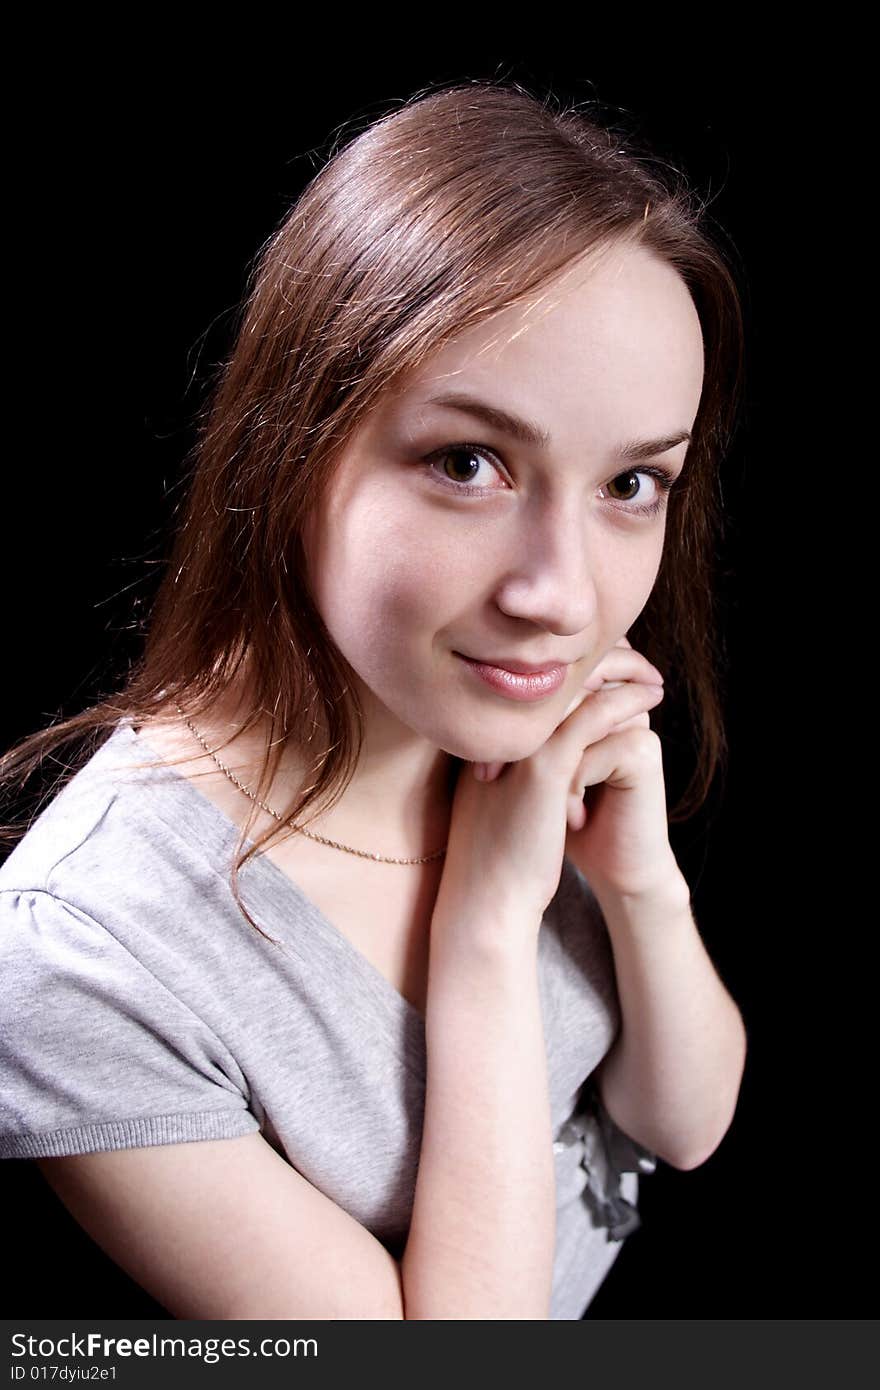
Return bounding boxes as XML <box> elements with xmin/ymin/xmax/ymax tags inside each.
<box><xmin>478</xmin><ymin>635</ymin><xmax>685</xmax><ymax>901</ymax></box>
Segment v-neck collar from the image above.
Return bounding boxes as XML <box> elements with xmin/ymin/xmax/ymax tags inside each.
<box><xmin>102</xmin><ymin>720</ymin><xmax>429</xmax><ymax>1073</ymax></box>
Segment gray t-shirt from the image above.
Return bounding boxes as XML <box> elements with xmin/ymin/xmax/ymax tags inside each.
<box><xmin>0</xmin><ymin>718</ymin><xmax>657</xmax><ymax>1319</ymax></box>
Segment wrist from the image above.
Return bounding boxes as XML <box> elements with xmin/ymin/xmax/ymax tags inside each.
<box><xmin>590</xmin><ymin>857</ymin><xmax>692</xmax><ymax>920</ymax></box>
<box><xmin>426</xmin><ymin>912</ymin><xmax>542</xmax><ymax>1025</ymax></box>
<box><xmin>430</xmin><ymin>890</ymin><xmax>543</xmax><ymax>957</ymax></box>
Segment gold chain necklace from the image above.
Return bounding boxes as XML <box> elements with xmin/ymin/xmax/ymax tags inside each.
<box><xmin>175</xmin><ymin>703</ymin><xmax>447</xmax><ymax>865</ymax></box>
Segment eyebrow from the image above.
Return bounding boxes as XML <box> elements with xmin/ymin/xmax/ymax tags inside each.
<box><xmin>421</xmin><ymin>391</ymin><xmax>691</xmax><ymax>461</ymax></box>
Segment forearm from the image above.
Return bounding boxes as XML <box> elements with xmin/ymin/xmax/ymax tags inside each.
<box><xmin>594</xmin><ymin>880</ymin><xmax>747</xmax><ymax>1170</ymax></box>
<box><xmin>401</xmin><ymin>908</ymin><xmax>555</xmax><ymax>1319</ymax></box>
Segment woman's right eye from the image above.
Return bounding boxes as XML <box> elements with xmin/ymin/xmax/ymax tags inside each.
<box><xmin>420</xmin><ymin>442</ymin><xmax>509</xmax><ymax>496</ymax></box>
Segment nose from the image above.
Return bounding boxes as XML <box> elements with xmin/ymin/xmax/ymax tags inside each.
<box><xmin>492</xmin><ymin>504</ymin><xmax>598</xmax><ymax>635</ymax></box>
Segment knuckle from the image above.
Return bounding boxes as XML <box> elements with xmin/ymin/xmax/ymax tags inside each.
<box><xmin>609</xmin><ymin>682</ymin><xmax>651</xmax><ymax>709</ymax></box>
<box><xmin>629</xmin><ymin>728</ymin><xmax>662</xmax><ymax>763</ymax></box>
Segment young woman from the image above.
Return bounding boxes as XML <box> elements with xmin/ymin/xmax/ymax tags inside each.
<box><xmin>0</xmin><ymin>79</ymin><xmax>748</xmax><ymax>1319</ymax></box>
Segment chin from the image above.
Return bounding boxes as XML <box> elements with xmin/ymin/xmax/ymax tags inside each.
<box><xmin>438</xmin><ymin>728</ymin><xmax>550</xmax><ymax>766</ymax></box>
<box><xmin>407</xmin><ymin>690</ymin><xmax>560</xmax><ymax>764</ymax></box>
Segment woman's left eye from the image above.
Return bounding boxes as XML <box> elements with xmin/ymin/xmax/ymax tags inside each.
<box><xmin>419</xmin><ymin>441</ymin><xmax>678</xmax><ymax>517</ymax></box>
<box><xmin>598</xmin><ymin>466</ymin><xmax>678</xmax><ymax>518</ymax></box>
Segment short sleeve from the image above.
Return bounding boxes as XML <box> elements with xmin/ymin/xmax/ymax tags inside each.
<box><xmin>0</xmin><ymin>888</ymin><xmax>260</xmax><ymax>1159</ymax></box>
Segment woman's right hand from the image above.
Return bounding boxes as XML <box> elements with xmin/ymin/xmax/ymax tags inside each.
<box><xmin>434</xmin><ymin>651</ymin><xmax>665</xmax><ymax>932</ymax></box>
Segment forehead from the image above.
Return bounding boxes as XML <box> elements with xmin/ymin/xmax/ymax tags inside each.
<box><xmin>384</xmin><ymin>243</ymin><xmax>704</xmax><ymax>439</ymax></box>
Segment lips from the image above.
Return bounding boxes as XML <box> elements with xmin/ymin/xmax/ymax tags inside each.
<box><xmin>456</xmin><ymin>653</ymin><xmax>569</xmax><ymax>675</ymax></box>
<box><xmin>455</xmin><ymin>652</ymin><xmax>569</xmax><ymax>701</ymax></box>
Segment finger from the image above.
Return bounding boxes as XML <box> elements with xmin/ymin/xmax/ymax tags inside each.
<box><xmin>565</xmin><ymin>676</ymin><xmax>641</xmax><ymax>715</ymax></box>
<box><xmin>565</xmin><ymin>679</ymin><xmax>662</xmax><ymax>730</ymax></box>
<box><xmin>552</xmin><ymin>681</ymin><xmax>663</xmax><ymax>764</ymax></box>
<box><xmin>583</xmin><ymin>681</ymin><xmax>663</xmax><ymax>719</ymax></box>
<box><xmin>599</xmin><ymin>707</ymin><xmax>652</xmax><ymax>739</ymax></box>
<box><xmin>567</xmin><ymin>791</ymin><xmax>588</xmax><ymax>831</ymax></box>
<box><xmin>562</xmin><ymin>688</ymin><xmax>591</xmax><ymax>719</ymax></box>
<box><xmin>583</xmin><ymin>648</ymin><xmax>664</xmax><ymax>688</ymax></box>
<box><xmin>567</xmin><ymin>709</ymin><xmax>650</xmax><ymax>798</ymax></box>
<box><xmin>480</xmin><ymin>679</ymin><xmax>661</xmax><ymax>784</ymax></box>
<box><xmin>571</xmin><ymin>727</ymin><xmax>667</xmax><ymax>813</ymax></box>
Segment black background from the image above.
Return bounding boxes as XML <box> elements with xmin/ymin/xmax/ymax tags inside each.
<box><xmin>3</xmin><ymin>36</ymin><xmax>864</xmax><ymax>1319</ymax></box>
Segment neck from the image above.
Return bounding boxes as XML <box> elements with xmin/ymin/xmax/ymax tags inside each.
<box><xmin>172</xmin><ymin>681</ymin><xmax>459</xmax><ymax>860</ymax></box>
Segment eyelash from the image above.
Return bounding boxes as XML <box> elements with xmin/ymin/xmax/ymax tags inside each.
<box><xmin>419</xmin><ymin>441</ymin><xmax>678</xmax><ymax>518</ymax></box>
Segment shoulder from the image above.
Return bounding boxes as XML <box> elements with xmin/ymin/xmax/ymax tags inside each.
<box><xmin>0</xmin><ymin>721</ymin><xmax>226</xmax><ymax>966</ymax></box>
<box><xmin>0</xmin><ymin>727</ymin><xmax>130</xmax><ymax>898</ymax></box>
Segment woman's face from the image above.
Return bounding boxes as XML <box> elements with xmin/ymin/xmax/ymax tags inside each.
<box><xmin>301</xmin><ymin>241</ymin><xmax>705</xmax><ymax>767</ymax></box>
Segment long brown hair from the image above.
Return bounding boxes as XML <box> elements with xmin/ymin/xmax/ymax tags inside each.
<box><xmin>0</xmin><ymin>78</ymin><xmax>746</xmax><ymax>942</ymax></box>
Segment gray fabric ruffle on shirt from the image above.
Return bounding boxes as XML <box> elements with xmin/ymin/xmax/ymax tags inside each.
<box><xmin>554</xmin><ymin>1081</ymin><xmax>658</xmax><ymax>1242</ymax></box>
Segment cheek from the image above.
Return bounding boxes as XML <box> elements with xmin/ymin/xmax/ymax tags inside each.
<box><xmin>308</xmin><ymin>513</ymin><xmax>448</xmax><ymax>670</ymax></box>
<box><xmin>616</xmin><ymin>548</ymin><xmax>666</xmax><ymax>633</ymax></box>
<box><xmin>586</xmin><ymin>537</ymin><xmax>665</xmax><ymax>653</ymax></box>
